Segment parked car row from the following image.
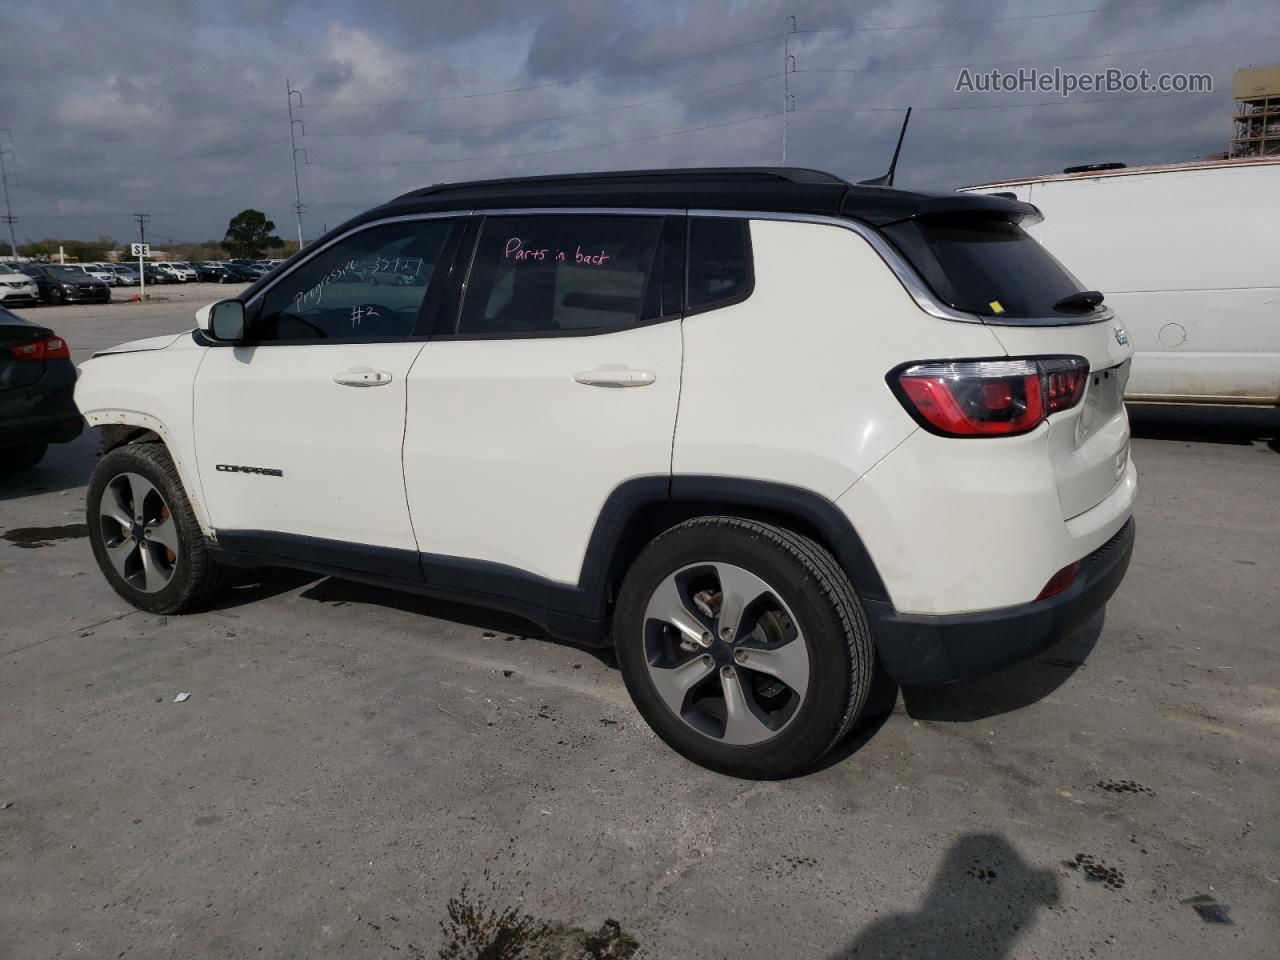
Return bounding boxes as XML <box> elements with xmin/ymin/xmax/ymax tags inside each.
<box><xmin>0</xmin><ymin>257</ymin><xmax>282</xmax><ymax>306</ymax></box>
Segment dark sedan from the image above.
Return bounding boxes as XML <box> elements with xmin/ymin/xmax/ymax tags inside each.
<box><xmin>0</xmin><ymin>306</ymin><xmax>83</xmax><ymax>472</ymax></box>
<box><xmin>20</xmin><ymin>264</ymin><xmax>112</xmax><ymax>304</ymax></box>
<box><xmin>195</xmin><ymin>261</ymin><xmax>242</xmax><ymax>283</ymax></box>
<box><xmin>217</xmin><ymin>262</ymin><xmax>260</xmax><ymax>282</ymax></box>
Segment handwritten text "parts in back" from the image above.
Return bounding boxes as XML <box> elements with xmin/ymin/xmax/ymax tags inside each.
<box><xmin>504</xmin><ymin>237</ymin><xmax>612</xmax><ymax>267</ymax></box>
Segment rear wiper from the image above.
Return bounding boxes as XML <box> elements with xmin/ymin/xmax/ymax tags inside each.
<box><xmin>1053</xmin><ymin>290</ymin><xmax>1105</xmax><ymax>313</ymax></box>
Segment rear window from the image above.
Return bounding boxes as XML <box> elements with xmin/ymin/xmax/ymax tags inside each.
<box><xmin>882</xmin><ymin>216</ymin><xmax>1092</xmax><ymax>320</ymax></box>
<box><xmin>457</xmin><ymin>214</ymin><xmax>668</xmax><ymax>336</ymax></box>
<box><xmin>687</xmin><ymin>217</ymin><xmax>753</xmax><ymax>312</ymax></box>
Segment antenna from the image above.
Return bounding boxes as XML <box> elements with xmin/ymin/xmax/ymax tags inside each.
<box><xmin>287</xmin><ymin>78</ymin><xmax>306</xmax><ymax>249</ymax></box>
<box><xmin>858</xmin><ymin>106</ymin><xmax>912</xmax><ymax>187</ymax></box>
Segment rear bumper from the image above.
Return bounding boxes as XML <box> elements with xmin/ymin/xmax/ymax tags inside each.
<box><xmin>865</xmin><ymin>518</ymin><xmax>1135</xmax><ymax>685</ymax></box>
<box><xmin>0</xmin><ymin>361</ymin><xmax>84</xmax><ymax>447</ymax></box>
<box><xmin>0</xmin><ymin>412</ymin><xmax>83</xmax><ymax>447</ymax></box>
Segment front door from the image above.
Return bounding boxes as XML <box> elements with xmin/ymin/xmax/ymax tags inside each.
<box><xmin>193</xmin><ymin>215</ymin><xmax>461</xmax><ymax>577</ymax></box>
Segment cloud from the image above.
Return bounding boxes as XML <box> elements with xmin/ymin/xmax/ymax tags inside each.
<box><xmin>0</xmin><ymin>0</ymin><xmax>1274</xmax><ymax>241</ymax></box>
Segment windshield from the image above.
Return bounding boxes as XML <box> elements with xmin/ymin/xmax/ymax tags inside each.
<box><xmin>882</xmin><ymin>215</ymin><xmax>1095</xmax><ymax>320</ymax></box>
<box><xmin>49</xmin><ymin>266</ymin><xmax>87</xmax><ymax>279</ymax></box>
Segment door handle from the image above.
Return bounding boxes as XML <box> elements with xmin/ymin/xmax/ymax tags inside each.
<box><xmin>333</xmin><ymin>368</ymin><xmax>393</xmax><ymax>387</ymax></box>
<box><xmin>573</xmin><ymin>368</ymin><xmax>657</xmax><ymax>388</ymax></box>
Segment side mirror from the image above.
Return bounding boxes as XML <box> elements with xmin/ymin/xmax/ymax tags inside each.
<box><xmin>196</xmin><ymin>299</ymin><xmax>246</xmax><ymax>342</ymax></box>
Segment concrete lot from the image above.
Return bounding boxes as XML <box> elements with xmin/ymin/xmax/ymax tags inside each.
<box><xmin>1</xmin><ymin>291</ymin><xmax>1277</xmax><ymax>959</ymax></box>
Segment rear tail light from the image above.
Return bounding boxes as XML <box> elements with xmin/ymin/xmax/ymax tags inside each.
<box><xmin>8</xmin><ymin>336</ymin><xmax>70</xmax><ymax>362</ymax></box>
<box><xmin>889</xmin><ymin>356</ymin><xmax>1089</xmax><ymax>438</ymax></box>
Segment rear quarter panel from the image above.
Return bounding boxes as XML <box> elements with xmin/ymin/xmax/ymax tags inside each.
<box><xmin>672</xmin><ymin>217</ymin><xmax>1008</xmax><ymax>498</ymax></box>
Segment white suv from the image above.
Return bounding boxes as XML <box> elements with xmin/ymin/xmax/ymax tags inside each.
<box><xmin>74</xmin><ymin>168</ymin><xmax>1136</xmax><ymax>778</ymax></box>
<box><xmin>156</xmin><ymin>262</ymin><xmax>197</xmax><ymax>282</ymax></box>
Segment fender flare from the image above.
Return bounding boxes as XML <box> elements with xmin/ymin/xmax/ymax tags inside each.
<box><xmin>83</xmin><ymin>409</ymin><xmax>214</xmax><ymax>534</ymax></box>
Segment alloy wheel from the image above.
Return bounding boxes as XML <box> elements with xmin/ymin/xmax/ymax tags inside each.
<box><xmin>97</xmin><ymin>472</ymin><xmax>179</xmax><ymax>593</ymax></box>
<box><xmin>643</xmin><ymin>562</ymin><xmax>811</xmax><ymax>746</ymax></box>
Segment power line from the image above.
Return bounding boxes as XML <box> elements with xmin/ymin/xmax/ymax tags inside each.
<box><xmin>303</xmin><ymin>33</ymin><xmax>782</xmax><ymax>111</ymax></box>
<box><xmin>309</xmin><ymin>111</ymin><xmax>781</xmax><ymax>168</ymax></box>
<box><xmin>304</xmin><ymin>72</ymin><xmax>781</xmax><ymax>140</ymax></box>
<box><xmin>796</xmin><ymin>88</ymin><xmax>1213</xmax><ymax>115</ymax></box>
<box><xmin>796</xmin><ymin>34</ymin><xmax>1280</xmax><ymax>75</ymax></box>
<box><xmin>133</xmin><ymin>213</ymin><xmax>149</xmax><ymax>245</ymax></box>
<box><xmin>6</xmin><ymin>109</ymin><xmax>290</xmax><ymax>146</ymax></box>
<box><xmin>796</xmin><ymin>0</ymin><xmax>1175</xmax><ymax>36</ymax></box>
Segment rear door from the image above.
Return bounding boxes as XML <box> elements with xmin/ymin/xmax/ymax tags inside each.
<box><xmin>403</xmin><ymin>211</ymin><xmax>684</xmax><ymax>587</ymax></box>
<box><xmin>193</xmin><ymin>216</ymin><xmax>462</xmax><ymax>574</ymax></box>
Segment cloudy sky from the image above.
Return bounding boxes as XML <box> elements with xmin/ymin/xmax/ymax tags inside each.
<box><xmin>1</xmin><ymin>0</ymin><xmax>1276</xmax><ymax>245</ymax></box>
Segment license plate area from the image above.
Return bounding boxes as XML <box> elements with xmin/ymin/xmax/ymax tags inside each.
<box><xmin>1077</xmin><ymin>360</ymin><xmax>1129</xmax><ymax>445</ymax></box>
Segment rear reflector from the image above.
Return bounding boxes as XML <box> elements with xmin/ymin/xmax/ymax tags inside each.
<box><xmin>889</xmin><ymin>356</ymin><xmax>1089</xmax><ymax>437</ymax></box>
<box><xmin>8</xmin><ymin>336</ymin><xmax>70</xmax><ymax>361</ymax></box>
<box><xmin>1036</xmin><ymin>561</ymin><xmax>1081</xmax><ymax>600</ymax></box>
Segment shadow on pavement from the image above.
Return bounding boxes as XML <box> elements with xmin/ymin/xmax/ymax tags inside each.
<box><xmin>202</xmin><ymin>566</ymin><xmax>324</xmax><ymax>611</ymax></box>
<box><xmin>828</xmin><ymin>833</ymin><xmax>1060</xmax><ymax>960</ymax></box>
<box><xmin>0</xmin><ymin>429</ymin><xmax>98</xmax><ymax>502</ymax></box>
<box><xmin>1127</xmin><ymin>402</ymin><xmax>1280</xmax><ymax>451</ymax></box>
<box><xmin>295</xmin><ymin>575</ymin><xmax>617</xmax><ymax>667</ymax></box>
<box><xmin>900</xmin><ymin>611</ymin><xmax>1104</xmax><ymax>723</ymax></box>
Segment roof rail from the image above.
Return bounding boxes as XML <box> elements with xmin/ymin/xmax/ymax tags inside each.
<box><xmin>391</xmin><ymin>166</ymin><xmax>849</xmax><ymax>202</ymax></box>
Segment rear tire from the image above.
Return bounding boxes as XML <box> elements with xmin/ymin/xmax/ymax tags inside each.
<box><xmin>1</xmin><ymin>442</ymin><xmax>48</xmax><ymax>472</ymax></box>
<box><xmin>614</xmin><ymin>517</ymin><xmax>875</xmax><ymax>779</ymax></box>
<box><xmin>87</xmin><ymin>443</ymin><xmax>229</xmax><ymax>614</ymax></box>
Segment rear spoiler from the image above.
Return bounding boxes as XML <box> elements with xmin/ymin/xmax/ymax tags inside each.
<box><xmin>842</xmin><ymin>190</ymin><xmax>1043</xmax><ymax>227</ymax></box>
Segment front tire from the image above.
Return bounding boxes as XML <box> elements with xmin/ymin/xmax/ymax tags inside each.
<box><xmin>87</xmin><ymin>443</ymin><xmax>229</xmax><ymax>614</ymax></box>
<box><xmin>614</xmin><ymin>517</ymin><xmax>875</xmax><ymax>779</ymax></box>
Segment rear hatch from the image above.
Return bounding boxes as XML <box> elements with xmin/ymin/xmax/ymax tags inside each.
<box><xmin>882</xmin><ymin>212</ymin><xmax>1133</xmax><ymax>520</ymax></box>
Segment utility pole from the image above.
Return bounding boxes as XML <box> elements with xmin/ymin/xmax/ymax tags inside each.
<box><xmin>0</xmin><ymin>129</ymin><xmax>18</xmax><ymax>260</ymax></box>
<box><xmin>782</xmin><ymin>10</ymin><xmax>796</xmax><ymax>165</ymax></box>
<box><xmin>133</xmin><ymin>213</ymin><xmax>150</xmax><ymax>245</ymax></box>
<box><xmin>286</xmin><ymin>78</ymin><xmax>306</xmax><ymax>251</ymax></box>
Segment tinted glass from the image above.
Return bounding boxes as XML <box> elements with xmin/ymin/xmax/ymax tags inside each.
<box><xmin>457</xmin><ymin>214</ymin><xmax>666</xmax><ymax>336</ymax></box>
<box><xmin>687</xmin><ymin>217</ymin><xmax>752</xmax><ymax>311</ymax></box>
<box><xmin>882</xmin><ymin>216</ymin><xmax>1088</xmax><ymax>319</ymax></box>
<box><xmin>254</xmin><ymin>219</ymin><xmax>456</xmax><ymax>341</ymax></box>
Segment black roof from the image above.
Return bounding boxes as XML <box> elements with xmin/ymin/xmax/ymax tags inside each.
<box><xmin>350</xmin><ymin>167</ymin><xmax>1036</xmax><ymax>228</ymax></box>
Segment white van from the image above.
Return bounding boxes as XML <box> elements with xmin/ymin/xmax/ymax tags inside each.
<box><xmin>961</xmin><ymin>157</ymin><xmax>1280</xmax><ymax>406</ymax></box>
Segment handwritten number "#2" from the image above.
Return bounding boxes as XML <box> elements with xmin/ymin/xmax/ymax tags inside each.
<box><xmin>351</xmin><ymin>304</ymin><xmax>381</xmax><ymax>327</ymax></box>
<box><xmin>504</xmin><ymin>237</ymin><xmax>611</xmax><ymax>267</ymax></box>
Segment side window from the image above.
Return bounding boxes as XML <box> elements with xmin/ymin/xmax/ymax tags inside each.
<box><xmin>456</xmin><ymin>214</ymin><xmax>668</xmax><ymax>336</ymax></box>
<box><xmin>687</xmin><ymin>217</ymin><xmax>753</xmax><ymax>312</ymax></box>
<box><xmin>253</xmin><ymin>219</ymin><xmax>457</xmax><ymax>342</ymax></box>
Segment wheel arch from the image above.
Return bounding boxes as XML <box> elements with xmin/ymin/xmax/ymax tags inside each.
<box><xmin>86</xmin><ymin>410</ymin><xmax>213</xmax><ymax>533</ymax></box>
<box><xmin>582</xmin><ymin>476</ymin><xmax>890</xmax><ymax>620</ymax></box>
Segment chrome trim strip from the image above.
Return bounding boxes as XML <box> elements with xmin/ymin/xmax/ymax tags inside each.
<box><xmin>688</xmin><ymin>208</ymin><xmax>1113</xmax><ymax>327</ymax></box>
<box><xmin>689</xmin><ymin>208</ymin><xmax>982</xmax><ymax>325</ymax></box>
<box><xmin>249</xmin><ymin>204</ymin><xmax>1111</xmax><ymax>329</ymax></box>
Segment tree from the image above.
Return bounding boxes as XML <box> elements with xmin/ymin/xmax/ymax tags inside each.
<box><xmin>17</xmin><ymin>236</ymin><xmax>114</xmax><ymax>261</ymax></box>
<box><xmin>222</xmin><ymin>209</ymin><xmax>283</xmax><ymax>259</ymax></box>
